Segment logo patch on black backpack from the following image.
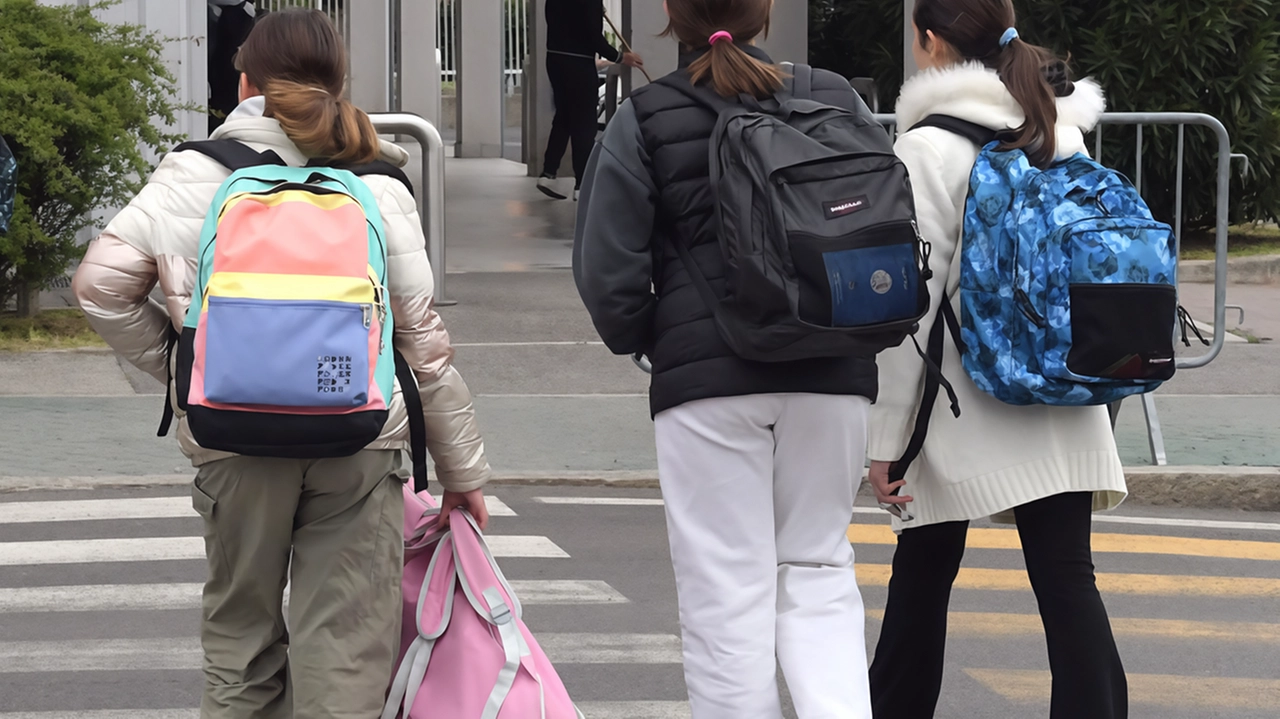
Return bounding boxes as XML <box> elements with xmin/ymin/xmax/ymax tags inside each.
<box><xmin>824</xmin><ymin>196</ymin><xmax>870</xmax><ymax>220</ymax></box>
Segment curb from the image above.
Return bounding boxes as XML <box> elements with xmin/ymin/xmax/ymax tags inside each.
<box><xmin>1181</xmin><ymin>255</ymin><xmax>1280</xmax><ymax>285</ymax></box>
<box><xmin>4</xmin><ymin>467</ymin><xmax>1279</xmax><ymax>511</ymax></box>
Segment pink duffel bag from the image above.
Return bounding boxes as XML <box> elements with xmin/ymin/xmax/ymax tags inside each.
<box><xmin>381</xmin><ymin>484</ymin><xmax>585</xmax><ymax>719</ymax></box>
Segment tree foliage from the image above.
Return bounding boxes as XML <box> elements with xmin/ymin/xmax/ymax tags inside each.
<box><xmin>0</xmin><ymin>0</ymin><xmax>183</xmax><ymax>311</ymax></box>
<box><xmin>810</xmin><ymin>0</ymin><xmax>1280</xmax><ymax>229</ymax></box>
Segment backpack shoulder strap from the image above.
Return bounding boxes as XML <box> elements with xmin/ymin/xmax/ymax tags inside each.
<box><xmin>393</xmin><ymin>349</ymin><xmax>431</xmax><ymax>494</ymax></box>
<box><xmin>172</xmin><ymin>139</ymin><xmax>285</xmax><ymax>171</ymax></box>
<box><xmin>307</xmin><ymin>157</ymin><xmax>416</xmax><ymax>198</ymax></box>
<box><xmin>787</xmin><ymin>63</ymin><xmax>814</xmax><ymax>101</ymax></box>
<box><xmin>909</xmin><ymin>114</ymin><xmax>1000</xmax><ymax>147</ymax></box>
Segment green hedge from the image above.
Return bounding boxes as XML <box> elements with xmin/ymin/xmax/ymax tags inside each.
<box><xmin>810</xmin><ymin>0</ymin><xmax>1280</xmax><ymax>230</ymax></box>
<box><xmin>0</xmin><ymin>0</ymin><xmax>182</xmax><ymax>312</ymax></box>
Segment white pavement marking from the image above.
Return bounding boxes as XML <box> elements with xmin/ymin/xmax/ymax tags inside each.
<box><xmin>0</xmin><ymin>633</ymin><xmax>681</xmax><ymax>672</ymax></box>
<box><xmin>454</xmin><ymin>341</ymin><xmax>607</xmax><ymax>347</ymax></box>
<box><xmin>0</xmin><ymin>495</ymin><xmax>515</xmax><ymax>523</ymax></box>
<box><xmin>0</xmin><ymin>638</ymin><xmax>202</xmax><ymax>672</ymax></box>
<box><xmin>536</xmin><ymin>497</ymin><xmax>666</xmax><ymax>507</ymax></box>
<box><xmin>534</xmin><ymin>498</ymin><xmax>1280</xmax><ymax>534</ymax></box>
<box><xmin>0</xmin><ymin>709</ymin><xmax>692</xmax><ymax>719</ymax></box>
<box><xmin>510</xmin><ymin>580</ymin><xmax>629</xmax><ymax>604</ymax></box>
<box><xmin>0</xmin><ymin>583</ymin><xmax>204</xmax><ymax>612</ymax></box>
<box><xmin>1092</xmin><ymin>514</ymin><xmax>1280</xmax><ymax>532</ymax></box>
<box><xmin>538</xmin><ymin>633</ymin><xmax>684</xmax><ymax>664</ymax></box>
<box><xmin>0</xmin><ymin>497</ymin><xmax>193</xmax><ymax>524</ymax></box>
<box><xmin>577</xmin><ymin>702</ymin><xmax>692</xmax><ymax>719</ymax></box>
<box><xmin>0</xmin><ymin>579</ymin><xmax>622</xmax><ymax>613</ymax></box>
<box><xmin>0</xmin><ymin>713</ymin><xmax>199</xmax><ymax>719</ymax></box>
<box><xmin>0</xmin><ymin>534</ymin><xmax>566</xmax><ymax>566</ymax></box>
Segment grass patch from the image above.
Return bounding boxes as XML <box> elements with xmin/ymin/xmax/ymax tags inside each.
<box><xmin>0</xmin><ymin>309</ymin><xmax>107</xmax><ymax>352</ymax></box>
<box><xmin>1181</xmin><ymin>223</ymin><xmax>1280</xmax><ymax>261</ymax></box>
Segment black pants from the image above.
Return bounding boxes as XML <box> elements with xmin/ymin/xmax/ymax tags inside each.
<box><xmin>869</xmin><ymin>492</ymin><xmax>1128</xmax><ymax>719</ymax></box>
<box><xmin>541</xmin><ymin>54</ymin><xmax>600</xmax><ymax>186</ymax></box>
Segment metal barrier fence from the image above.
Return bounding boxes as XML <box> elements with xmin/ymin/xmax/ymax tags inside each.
<box><xmin>368</xmin><ymin>113</ymin><xmax>453</xmax><ymax>306</ymax></box>
<box><xmin>634</xmin><ymin>112</ymin><xmax>1236</xmax><ymax>466</ymax></box>
<box><xmin>257</xmin><ymin>0</ymin><xmax>351</xmax><ymax>40</ymax></box>
<box><xmin>438</xmin><ymin>0</ymin><xmax>528</xmax><ymax>94</ymax></box>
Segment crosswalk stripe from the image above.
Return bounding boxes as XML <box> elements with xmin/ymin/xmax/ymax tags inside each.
<box><xmin>535</xmin><ymin>497</ymin><xmax>666</xmax><ymax>507</ymax></box>
<box><xmin>1092</xmin><ymin>514</ymin><xmax>1280</xmax><ymax>532</ymax></box>
<box><xmin>0</xmin><ymin>495</ymin><xmax>516</xmax><ymax>523</ymax></box>
<box><xmin>0</xmin><ymin>707</ymin><xmax>693</xmax><ymax>719</ymax></box>
<box><xmin>856</xmin><ymin>564</ymin><xmax>1280</xmax><ymax>597</ymax></box>
<box><xmin>537</xmin><ymin>633</ymin><xmax>684</xmax><ymax>664</ymax></box>
<box><xmin>0</xmin><ymin>579</ymin><xmax>624</xmax><ymax>613</ymax></box>
<box><xmin>0</xmin><ymin>706</ymin><xmax>199</xmax><ymax>711</ymax></box>
<box><xmin>0</xmin><ymin>534</ymin><xmax>567</xmax><ymax>565</ymax></box>
<box><xmin>534</xmin><ymin>498</ymin><xmax>1280</xmax><ymax>533</ymax></box>
<box><xmin>848</xmin><ymin>524</ymin><xmax>1280</xmax><ymax>561</ymax></box>
<box><xmin>965</xmin><ymin>668</ymin><xmax>1280</xmax><ymax>710</ymax></box>
<box><xmin>866</xmin><ymin>609</ymin><xmax>1280</xmax><ymax>642</ymax></box>
<box><xmin>576</xmin><ymin>702</ymin><xmax>691</xmax><ymax>718</ymax></box>
<box><xmin>0</xmin><ymin>633</ymin><xmax>683</xmax><ymax>672</ymax></box>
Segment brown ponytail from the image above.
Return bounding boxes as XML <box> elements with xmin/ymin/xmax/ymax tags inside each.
<box><xmin>663</xmin><ymin>0</ymin><xmax>784</xmax><ymax>99</ymax></box>
<box><xmin>914</xmin><ymin>0</ymin><xmax>1072</xmax><ymax>168</ymax></box>
<box><xmin>234</xmin><ymin>8</ymin><xmax>380</xmax><ymax>165</ymax></box>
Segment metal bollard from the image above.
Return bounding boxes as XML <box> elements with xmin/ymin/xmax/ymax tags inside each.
<box><xmin>368</xmin><ymin>113</ymin><xmax>453</xmax><ymax>306</ymax></box>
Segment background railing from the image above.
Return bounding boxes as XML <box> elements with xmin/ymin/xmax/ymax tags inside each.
<box><xmin>257</xmin><ymin>0</ymin><xmax>351</xmax><ymax>43</ymax></box>
<box><xmin>368</xmin><ymin>113</ymin><xmax>453</xmax><ymax>306</ymax></box>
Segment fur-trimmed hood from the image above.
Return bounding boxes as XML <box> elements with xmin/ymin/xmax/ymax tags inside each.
<box><xmin>895</xmin><ymin>62</ymin><xmax>1106</xmax><ymax>160</ymax></box>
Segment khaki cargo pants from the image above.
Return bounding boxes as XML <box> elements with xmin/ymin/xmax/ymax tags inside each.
<box><xmin>191</xmin><ymin>450</ymin><xmax>406</xmax><ymax>719</ymax></box>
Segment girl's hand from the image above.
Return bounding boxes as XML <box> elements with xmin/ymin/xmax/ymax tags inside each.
<box><xmin>439</xmin><ymin>489</ymin><xmax>490</xmax><ymax>531</ymax></box>
<box><xmin>868</xmin><ymin>460</ymin><xmax>913</xmax><ymax>505</ymax></box>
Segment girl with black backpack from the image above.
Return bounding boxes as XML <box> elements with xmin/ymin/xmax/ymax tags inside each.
<box><xmin>574</xmin><ymin>1</ymin><xmax>880</xmax><ymax>716</ymax></box>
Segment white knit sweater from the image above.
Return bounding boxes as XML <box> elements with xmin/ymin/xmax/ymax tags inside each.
<box><xmin>869</xmin><ymin>63</ymin><xmax>1127</xmax><ymax>529</ymax></box>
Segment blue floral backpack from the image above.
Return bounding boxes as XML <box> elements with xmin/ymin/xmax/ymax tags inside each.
<box><xmin>891</xmin><ymin>114</ymin><xmax>1188</xmax><ymax>481</ymax></box>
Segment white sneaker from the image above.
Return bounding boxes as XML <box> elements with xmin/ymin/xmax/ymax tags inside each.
<box><xmin>573</xmin><ymin>188</ymin><xmax>580</xmax><ymax>201</ymax></box>
<box><xmin>536</xmin><ymin>176</ymin><xmax>568</xmax><ymax>200</ymax></box>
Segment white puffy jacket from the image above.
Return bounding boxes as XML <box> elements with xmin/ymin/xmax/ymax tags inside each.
<box><xmin>869</xmin><ymin>63</ymin><xmax>1127</xmax><ymax>528</ymax></box>
<box><xmin>72</xmin><ymin>108</ymin><xmax>492</xmax><ymax>493</ymax></box>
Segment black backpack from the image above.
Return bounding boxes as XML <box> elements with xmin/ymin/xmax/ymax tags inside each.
<box><xmin>663</xmin><ymin>64</ymin><xmax>932</xmax><ymax>362</ymax></box>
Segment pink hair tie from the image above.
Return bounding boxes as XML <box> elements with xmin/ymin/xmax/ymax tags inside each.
<box><xmin>708</xmin><ymin>31</ymin><xmax>734</xmax><ymax>46</ymax></box>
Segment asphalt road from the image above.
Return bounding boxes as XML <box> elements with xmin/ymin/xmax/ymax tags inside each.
<box><xmin>2</xmin><ymin>484</ymin><xmax>1279</xmax><ymax>718</ymax></box>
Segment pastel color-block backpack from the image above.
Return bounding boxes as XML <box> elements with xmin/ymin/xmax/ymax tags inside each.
<box><xmin>383</xmin><ymin>484</ymin><xmax>585</xmax><ymax>719</ymax></box>
<box><xmin>163</xmin><ymin>140</ymin><xmax>418</xmax><ymax>458</ymax></box>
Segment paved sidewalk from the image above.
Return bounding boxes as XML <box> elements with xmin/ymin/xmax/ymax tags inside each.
<box><xmin>10</xmin><ymin>158</ymin><xmax>1278</xmax><ymax>498</ymax></box>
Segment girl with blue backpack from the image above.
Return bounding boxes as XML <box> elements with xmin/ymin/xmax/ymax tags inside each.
<box><xmin>74</xmin><ymin>9</ymin><xmax>492</xmax><ymax>717</ymax></box>
<box><xmin>867</xmin><ymin>1</ymin><xmax>1132</xmax><ymax>717</ymax></box>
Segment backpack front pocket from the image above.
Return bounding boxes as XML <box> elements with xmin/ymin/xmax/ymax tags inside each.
<box><xmin>789</xmin><ymin>222</ymin><xmax>921</xmax><ymax>328</ymax></box>
<box><xmin>202</xmin><ymin>297</ymin><xmax>372</xmax><ymax>408</ymax></box>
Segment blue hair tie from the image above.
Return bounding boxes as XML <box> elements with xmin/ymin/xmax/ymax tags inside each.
<box><xmin>999</xmin><ymin>27</ymin><xmax>1019</xmax><ymax>48</ymax></box>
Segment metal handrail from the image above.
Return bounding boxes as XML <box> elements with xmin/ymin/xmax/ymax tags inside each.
<box><xmin>368</xmin><ymin>113</ymin><xmax>452</xmax><ymax>306</ymax></box>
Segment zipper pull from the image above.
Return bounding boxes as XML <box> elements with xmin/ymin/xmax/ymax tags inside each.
<box><xmin>1014</xmin><ymin>289</ymin><xmax>1047</xmax><ymax>328</ymax></box>
<box><xmin>362</xmin><ymin>304</ymin><xmax>372</xmax><ymax>329</ymax></box>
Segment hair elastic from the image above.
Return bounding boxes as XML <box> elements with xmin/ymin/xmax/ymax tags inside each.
<box><xmin>708</xmin><ymin>30</ymin><xmax>734</xmax><ymax>46</ymax></box>
<box><xmin>999</xmin><ymin>27</ymin><xmax>1019</xmax><ymax>48</ymax></box>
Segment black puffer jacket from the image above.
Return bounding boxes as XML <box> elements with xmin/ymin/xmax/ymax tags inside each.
<box><xmin>574</xmin><ymin>47</ymin><xmax>879</xmax><ymax>417</ymax></box>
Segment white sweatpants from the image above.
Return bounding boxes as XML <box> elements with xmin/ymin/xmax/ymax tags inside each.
<box><xmin>654</xmin><ymin>393</ymin><xmax>872</xmax><ymax>719</ymax></box>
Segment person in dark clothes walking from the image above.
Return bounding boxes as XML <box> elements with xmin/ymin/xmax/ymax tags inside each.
<box><xmin>538</xmin><ymin>0</ymin><xmax>643</xmax><ymax>201</ymax></box>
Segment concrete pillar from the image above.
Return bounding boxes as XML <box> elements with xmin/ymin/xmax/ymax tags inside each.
<box><xmin>631</xmin><ymin>0</ymin><xmax>679</xmax><ymax>86</ymax></box>
<box><xmin>456</xmin><ymin>0</ymin><xmax>504</xmax><ymax>157</ymax></box>
<box><xmin>400</xmin><ymin>0</ymin><xmax>442</xmax><ymax>126</ymax></box>
<box><xmin>904</xmin><ymin>0</ymin><xmax>918</xmax><ymax>80</ymax></box>
<box><xmin>757</xmin><ymin>0</ymin><xmax>808</xmax><ymax>64</ymax></box>
<box><xmin>350</xmin><ymin>0</ymin><xmax>391</xmax><ymax>112</ymax></box>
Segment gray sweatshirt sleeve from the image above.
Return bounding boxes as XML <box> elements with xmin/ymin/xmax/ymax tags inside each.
<box><xmin>572</xmin><ymin>101</ymin><xmax>658</xmax><ymax>356</ymax></box>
